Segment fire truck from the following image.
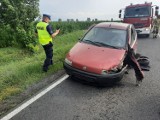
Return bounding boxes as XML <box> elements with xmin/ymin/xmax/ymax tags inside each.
<box><xmin>119</xmin><ymin>2</ymin><xmax>159</xmax><ymax>37</ymax></box>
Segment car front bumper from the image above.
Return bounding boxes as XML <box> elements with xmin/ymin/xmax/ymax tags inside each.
<box><xmin>63</xmin><ymin>62</ymin><xmax>127</xmax><ymax>84</ymax></box>
<box><xmin>136</xmin><ymin>27</ymin><xmax>151</xmax><ymax>35</ymax></box>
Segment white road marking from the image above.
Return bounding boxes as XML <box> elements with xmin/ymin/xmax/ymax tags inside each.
<box><xmin>0</xmin><ymin>74</ymin><xmax>69</xmax><ymax>120</ymax></box>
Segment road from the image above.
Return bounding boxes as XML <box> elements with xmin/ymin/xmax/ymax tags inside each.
<box><xmin>4</xmin><ymin>36</ymin><xmax>160</xmax><ymax>120</ymax></box>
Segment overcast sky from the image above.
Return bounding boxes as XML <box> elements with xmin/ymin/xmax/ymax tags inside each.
<box><xmin>39</xmin><ymin>0</ymin><xmax>160</xmax><ymax>21</ymax></box>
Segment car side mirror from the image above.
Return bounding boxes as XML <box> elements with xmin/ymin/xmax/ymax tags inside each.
<box><xmin>155</xmin><ymin>10</ymin><xmax>159</xmax><ymax>16</ymax></box>
<box><xmin>119</xmin><ymin>13</ymin><xmax>121</xmax><ymax>18</ymax></box>
<box><xmin>155</xmin><ymin>6</ymin><xmax>159</xmax><ymax>16</ymax></box>
<box><xmin>119</xmin><ymin>9</ymin><xmax>122</xmax><ymax>18</ymax></box>
<box><xmin>156</xmin><ymin>6</ymin><xmax>159</xmax><ymax>10</ymax></box>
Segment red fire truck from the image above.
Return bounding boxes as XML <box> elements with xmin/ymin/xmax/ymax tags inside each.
<box><xmin>119</xmin><ymin>2</ymin><xmax>159</xmax><ymax>37</ymax></box>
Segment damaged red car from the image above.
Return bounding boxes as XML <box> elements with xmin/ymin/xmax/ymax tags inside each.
<box><xmin>64</xmin><ymin>22</ymin><xmax>137</xmax><ymax>84</ymax></box>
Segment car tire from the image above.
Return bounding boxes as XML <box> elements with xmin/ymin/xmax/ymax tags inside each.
<box><xmin>137</xmin><ymin>58</ymin><xmax>149</xmax><ymax>66</ymax></box>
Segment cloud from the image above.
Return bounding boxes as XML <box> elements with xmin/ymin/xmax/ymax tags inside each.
<box><xmin>67</xmin><ymin>11</ymin><xmax>105</xmax><ymax>18</ymax></box>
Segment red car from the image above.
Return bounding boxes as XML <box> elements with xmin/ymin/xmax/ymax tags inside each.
<box><xmin>64</xmin><ymin>22</ymin><xmax>137</xmax><ymax>84</ymax></box>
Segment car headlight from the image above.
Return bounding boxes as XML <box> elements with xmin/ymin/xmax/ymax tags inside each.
<box><xmin>101</xmin><ymin>70</ymin><xmax>108</xmax><ymax>75</ymax></box>
<box><xmin>65</xmin><ymin>58</ymin><xmax>72</xmax><ymax>66</ymax></box>
<box><xmin>117</xmin><ymin>62</ymin><xmax>123</xmax><ymax>69</ymax></box>
<box><xmin>144</xmin><ymin>28</ymin><xmax>149</xmax><ymax>31</ymax></box>
<box><xmin>110</xmin><ymin>67</ymin><xmax>118</xmax><ymax>72</ymax></box>
<box><xmin>101</xmin><ymin>68</ymin><xmax>118</xmax><ymax>75</ymax></box>
<box><xmin>101</xmin><ymin>62</ymin><xmax>123</xmax><ymax>75</ymax></box>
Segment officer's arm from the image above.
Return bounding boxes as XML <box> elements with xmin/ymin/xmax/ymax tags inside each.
<box><xmin>51</xmin><ymin>29</ymin><xmax>60</xmax><ymax>38</ymax></box>
<box><xmin>47</xmin><ymin>25</ymin><xmax>60</xmax><ymax>38</ymax></box>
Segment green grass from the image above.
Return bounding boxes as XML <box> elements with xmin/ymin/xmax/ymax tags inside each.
<box><xmin>0</xmin><ymin>30</ymin><xmax>85</xmax><ymax>102</ymax></box>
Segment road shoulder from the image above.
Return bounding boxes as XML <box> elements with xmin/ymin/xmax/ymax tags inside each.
<box><xmin>0</xmin><ymin>70</ymin><xmax>66</xmax><ymax>117</ymax></box>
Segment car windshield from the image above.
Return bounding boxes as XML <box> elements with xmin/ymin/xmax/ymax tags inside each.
<box><xmin>124</xmin><ymin>6</ymin><xmax>151</xmax><ymax>18</ymax></box>
<box><xmin>82</xmin><ymin>27</ymin><xmax>127</xmax><ymax>49</ymax></box>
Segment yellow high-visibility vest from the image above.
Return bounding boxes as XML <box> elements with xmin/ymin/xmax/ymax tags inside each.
<box><xmin>36</xmin><ymin>22</ymin><xmax>52</xmax><ymax>45</ymax></box>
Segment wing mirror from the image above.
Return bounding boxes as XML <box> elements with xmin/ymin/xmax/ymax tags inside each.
<box><xmin>119</xmin><ymin>10</ymin><xmax>122</xmax><ymax>18</ymax></box>
<box><xmin>156</xmin><ymin>6</ymin><xmax>159</xmax><ymax>10</ymax></box>
<box><xmin>155</xmin><ymin>6</ymin><xmax>159</xmax><ymax>16</ymax></box>
<box><xmin>155</xmin><ymin>11</ymin><xmax>159</xmax><ymax>16</ymax></box>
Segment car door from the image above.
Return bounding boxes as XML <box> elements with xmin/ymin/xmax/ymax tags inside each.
<box><xmin>130</xmin><ymin>25</ymin><xmax>138</xmax><ymax>53</ymax></box>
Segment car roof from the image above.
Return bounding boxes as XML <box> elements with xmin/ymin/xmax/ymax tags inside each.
<box><xmin>95</xmin><ymin>22</ymin><xmax>131</xmax><ymax>30</ymax></box>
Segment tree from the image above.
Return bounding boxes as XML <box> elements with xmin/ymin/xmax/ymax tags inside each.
<box><xmin>76</xmin><ymin>19</ymin><xmax>79</xmax><ymax>22</ymax></box>
<box><xmin>0</xmin><ymin>0</ymin><xmax>40</xmax><ymax>48</ymax></box>
<box><xmin>95</xmin><ymin>18</ymin><xmax>98</xmax><ymax>21</ymax></box>
<box><xmin>58</xmin><ymin>18</ymin><xmax>62</xmax><ymax>22</ymax></box>
<box><xmin>87</xmin><ymin>18</ymin><xmax>91</xmax><ymax>22</ymax></box>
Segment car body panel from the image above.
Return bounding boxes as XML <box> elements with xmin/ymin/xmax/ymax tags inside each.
<box><xmin>95</xmin><ymin>22</ymin><xmax>129</xmax><ymax>30</ymax></box>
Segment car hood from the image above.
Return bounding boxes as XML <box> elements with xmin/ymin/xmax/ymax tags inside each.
<box><xmin>67</xmin><ymin>42</ymin><xmax>126</xmax><ymax>74</ymax></box>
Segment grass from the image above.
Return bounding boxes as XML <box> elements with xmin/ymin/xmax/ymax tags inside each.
<box><xmin>0</xmin><ymin>30</ymin><xmax>85</xmax><ymax>103</ymax></box>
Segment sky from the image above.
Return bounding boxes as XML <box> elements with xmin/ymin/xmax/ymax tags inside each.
<box><xmin>39</xmin><ymin>0</ymin><xmax>160</xmax><ymax>21</ymax></box>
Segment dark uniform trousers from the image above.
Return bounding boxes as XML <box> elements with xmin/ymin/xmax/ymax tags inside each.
<box><xmin>42</xmin><ymin>42</ymin><xmax>53</xmax><ymax>70</ymax></box>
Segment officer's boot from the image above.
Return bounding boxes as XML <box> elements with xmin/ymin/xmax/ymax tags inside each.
<box><xmin>42</xmin><ymin>58</ymin><xmax>50</xmax><ymax>72</ymax></box>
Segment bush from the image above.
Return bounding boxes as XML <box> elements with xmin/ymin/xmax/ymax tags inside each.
<box><xmin>0</xmin><ymin>25</ymin><xmax>14</xmax><ymax>48</ymax></box>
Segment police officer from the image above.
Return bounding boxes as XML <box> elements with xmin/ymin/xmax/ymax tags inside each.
<box><xmin>36</xmin><ymin>14</ymin><xmax>60</xmax><ymax>72</ymax></box>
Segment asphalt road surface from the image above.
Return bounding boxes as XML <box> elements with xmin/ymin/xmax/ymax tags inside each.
<box><xmin>6</xmin><ymin>36</ymin><xmax>160</xmax><ymax>120</ymax></box>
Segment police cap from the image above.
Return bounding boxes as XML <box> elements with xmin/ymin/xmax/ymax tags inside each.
<box><xmin>43</xmin><ymin>14</ymin><xmax>51</xmax><ymax>20</ymax></box>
